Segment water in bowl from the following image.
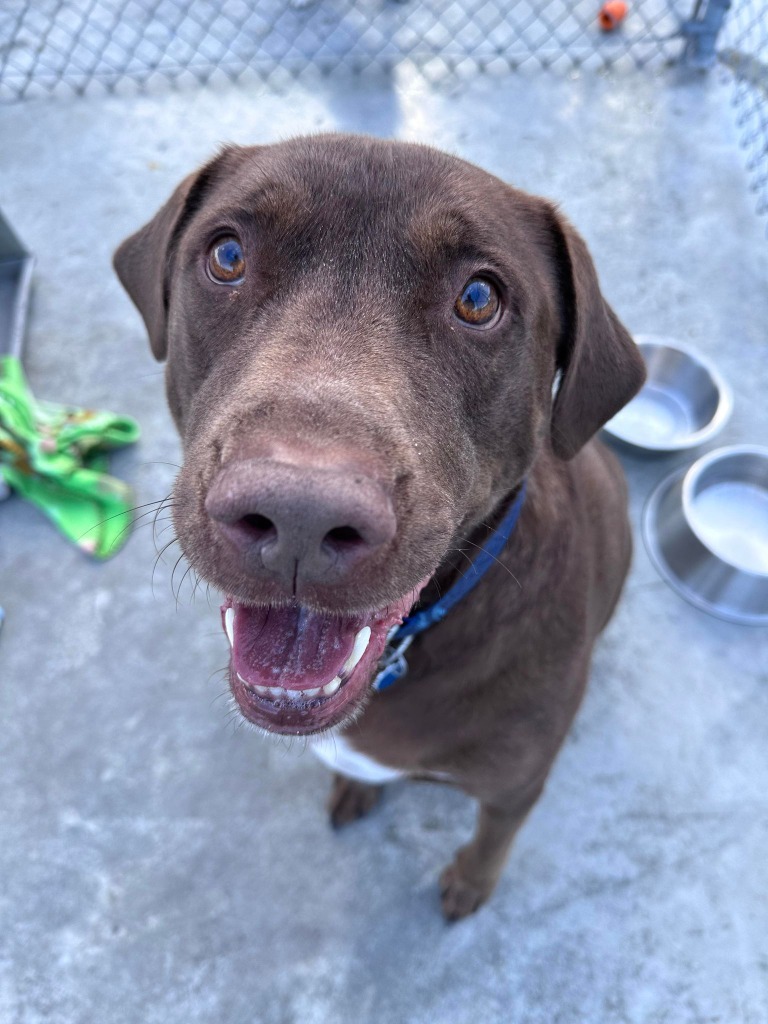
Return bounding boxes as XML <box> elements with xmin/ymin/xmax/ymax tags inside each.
<box><xmin>690</xmin><ymin>481</ymin><xmax>768</xmax><ymax>575</ymax></box>
<box><xmin>609</xmin><ymin>384</ymin><xmax>695</xmax><ymax>447</ymax></box>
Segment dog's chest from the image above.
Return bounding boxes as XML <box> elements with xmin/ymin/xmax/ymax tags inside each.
<box><xmin>311</xmin><ymin>733</ymin><xmax>406</xmax><ymax>784</ymax></box>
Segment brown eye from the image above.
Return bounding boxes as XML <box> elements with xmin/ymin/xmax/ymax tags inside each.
<box><xmin>208</xmin><ymin>237</ymin><xmax>245</xmax><ymax>284</ymax></box>
<box><xmin>454</xmin><ymin>277</ymin><xmax>500</xmax><ymax>326</ymax></box>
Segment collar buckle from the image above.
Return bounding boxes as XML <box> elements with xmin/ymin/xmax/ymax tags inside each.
<box><xmin>372</xmin><ymin>632</ymin><xmax>414</xmax><ymax>692</ymax></box>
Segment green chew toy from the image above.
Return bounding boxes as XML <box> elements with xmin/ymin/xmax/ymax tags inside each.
<box><xmin>0</xmin><ymin>355</ymin><xmax>140</xmax><ymax>558</ymax></box>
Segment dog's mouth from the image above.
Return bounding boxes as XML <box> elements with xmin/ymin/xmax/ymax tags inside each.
<box><xmin>221</xmin><ymin>582</ymin><xmax>428</xmax><ymax>735</ymax></box>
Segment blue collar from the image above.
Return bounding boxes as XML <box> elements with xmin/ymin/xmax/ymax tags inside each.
<box><xmin>373</xmin><ymin>481</ymin><xmax>527</xmax><ymax>692</ymax></box>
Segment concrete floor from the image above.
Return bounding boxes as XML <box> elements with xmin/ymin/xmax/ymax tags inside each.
<box><xmin>1</xmin><ymin>66</ymin><xmax>767</xmax><ymax>1024</ymax></box>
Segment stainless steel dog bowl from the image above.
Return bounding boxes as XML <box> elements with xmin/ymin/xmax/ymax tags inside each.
<box><xmin>643</xmin><ymin>446</ymin><xmax>768</xmax><ymax>625</ymax></box>
<box><xmin>604</xmin><ymin>336</ymin><xmax>732</xmax><ymax>452</ymax></box>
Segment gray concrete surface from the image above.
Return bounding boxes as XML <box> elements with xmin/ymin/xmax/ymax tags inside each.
<box><xmin>1</xmin><ymin>67</ymin><xmax>767</xmax><ymax>1024</ymax></box>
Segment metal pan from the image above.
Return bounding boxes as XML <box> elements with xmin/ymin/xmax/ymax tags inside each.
<box><xmin>0</xmin><ymin>208</ymin><xmax>34</xmax><ymax>361</ymax></box>
<box><xmin>0</xmin><ymin>209</ymin><xmax>34</xmax><ymax>503</ymax></box>
<box><xmin>643</xmin><ymin>445</ymin><xmax>768</xmax><ymax>625</ymax></box>
<box><xmin>604</xmin><ymin>336</ymin><xmax>732</xmax><ymax>452</ymax></box>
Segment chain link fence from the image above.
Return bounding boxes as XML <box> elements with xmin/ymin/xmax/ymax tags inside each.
<box><xmin>0</xmin><ymin>2</ymin><xmax>766</xmax><ymax>217</ymax></box>
<box><xmin>1</xmin><ymin>0</ymin><xmax>694</xmax><ymax>102</ymax></box>
<box><xmin>719</xmin><ymin>1</ymin><xmax>768</xmax><ymax>217</ymax></box>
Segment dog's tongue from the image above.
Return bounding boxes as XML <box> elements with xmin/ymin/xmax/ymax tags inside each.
<box><xmin>230</xmin><ymin>604</ymin><xmax>364</xmax><ymax>690</ymax></box>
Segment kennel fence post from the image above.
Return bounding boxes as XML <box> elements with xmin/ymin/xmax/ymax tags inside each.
<box><xmin>681</xmin><ymin>0</ymin><xmax>733</xmax><ymax>68</ymax></box>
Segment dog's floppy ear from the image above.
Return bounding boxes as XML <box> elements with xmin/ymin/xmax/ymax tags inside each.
<box><xmin>114</xmin><ymin>147</ymin><xmax>253</xmax><ymax>360</ymax></box>
<box><xmin>546</xmin><ymin>208</ymin><xmax>645</xmax><ymax>460</ymax></box>
<box><xmin>113</xmin><ymin>170</ymin><xmax>209</xmax><ymax>361</ymax></box>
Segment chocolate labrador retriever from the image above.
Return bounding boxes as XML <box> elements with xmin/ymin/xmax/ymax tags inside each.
<box><xmin>114</xmin><ymin>134</ymin><xmax>645</xmax><ymax>920</ymax></box>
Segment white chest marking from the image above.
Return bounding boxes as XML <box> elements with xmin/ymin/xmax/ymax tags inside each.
<box><xmin>311</xmin><ymin>733</ymin><xmax>406</xmax><ymax>784</ymax></box>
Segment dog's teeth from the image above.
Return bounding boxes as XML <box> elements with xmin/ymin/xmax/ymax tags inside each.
<box><xmin>342</xmin><ymin>626</ymin><xmax>371</xmax><ymax>677</ymax></box>
<box><xmin>224</xmin><ymin>607</ymin><xmax>234</xmax><ymax>647</ymax></box>
<box><xmin>322</xmin><ymin>676</ymin><xmax>342</xmax><ymax>696</ymax></box>
<box><xmin>240</xmin><ymin>677</ymin><xmax>341</xmax><ymax>701</ymax></box>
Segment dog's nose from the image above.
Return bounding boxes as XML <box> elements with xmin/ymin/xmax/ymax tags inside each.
<box><xmin>205</xmin><ymin>457</ymin><xmax>396</xmax><ymax>586</ymax></box>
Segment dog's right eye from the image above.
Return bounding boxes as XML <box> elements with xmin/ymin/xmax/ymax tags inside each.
<box><xmin>454</xmin><ymin>277</ymin><xmax>501</xmax><ymax>327</ymax></box>
<box><xmin>208</xmin><ymin>237</ymin><xmax>245</xmax><ymax>284</ymax></box>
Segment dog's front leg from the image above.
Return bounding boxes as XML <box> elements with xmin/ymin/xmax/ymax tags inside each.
<box><xmin>327</xmin><ymin>773</ymin><xmax>383</xmax><ymax>828</ymax></box>
<box><xmin>439</xmin><ymin>787</ymin><xmax>544</xmax><ymax>922</ymax></box>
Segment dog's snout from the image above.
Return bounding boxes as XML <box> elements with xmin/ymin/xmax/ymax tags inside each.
<box><xmin>205</xmin><ymin>457</ymin><xmax>396</xmax><ymax>588</ymax></box>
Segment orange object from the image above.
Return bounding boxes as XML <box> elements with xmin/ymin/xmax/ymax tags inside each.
<box><xmin>598</xmin><ymin>0</ymin><xmax>628</xmax><ymax>30</ymax></box>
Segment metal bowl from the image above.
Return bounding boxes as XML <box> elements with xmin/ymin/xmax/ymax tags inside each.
<box><xmin>604</xmin><ymin>336</ymin><xmax>732</xmax><ymax>452</ymax></box>
<box><xmin>643</xmin><ymin>446</ymin><xmax>768</xmax><ymax>625</ymax></box>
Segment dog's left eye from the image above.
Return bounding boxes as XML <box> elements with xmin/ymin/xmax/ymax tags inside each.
<box><xmin>454</xmin><ymin>277</ymin><xmax>500</xmax><ymax>327</ymax></box>
<box><xmin>208</xmin><ymin>237</ymin><xmax>245</xmax><ymax>284</ymax></box>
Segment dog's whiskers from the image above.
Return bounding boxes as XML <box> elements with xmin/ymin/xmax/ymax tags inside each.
<box><xmin>151</xmin><ymin>535</ymin><xmax>181</xmax><ymax>597</ymax></box>
<box><xmin>75</xmin><ymin>495</ymin><xmax>175</xmax><ymax>549</ymax></box>
<box><xmin>461</xmin><ymin>537</ymin><xmax>522</xmax><ymax>588</ymax></box>
<box><xmin>170</xmin><ymin>552</ymin><xmax>189</xmax><ymax>609</ymax></box>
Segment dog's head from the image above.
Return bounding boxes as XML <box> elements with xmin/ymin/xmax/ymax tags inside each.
<box><xmin>115</xmin><ymin>135</ymin><xmax>644</xmax><ymax>735</ymax></box>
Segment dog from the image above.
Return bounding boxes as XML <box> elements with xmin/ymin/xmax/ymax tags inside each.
<box><xmin>114</xmin><ymin>134</ymin><xmax>645</xmax><ymax>920</ymax></box>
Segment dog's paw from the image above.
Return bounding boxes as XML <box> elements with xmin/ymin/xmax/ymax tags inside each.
<box><xmin>438</xmin><ymin>862</ymin><xmax>490</xmax><ymax>922</ymax></box>
<box><xmin>327</xmin><ymin>774</ymin><xmax>382</xmax><ymax>829</ymax></box>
